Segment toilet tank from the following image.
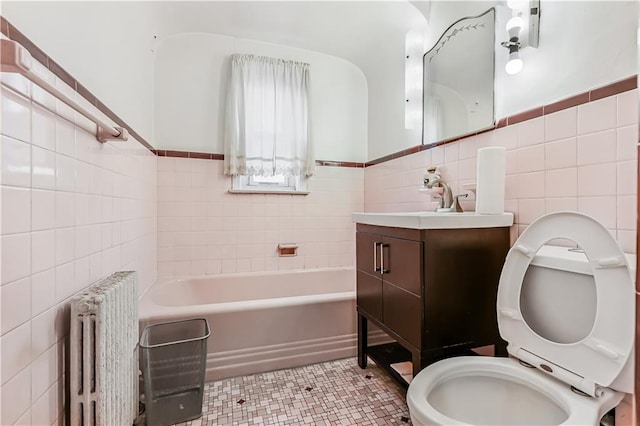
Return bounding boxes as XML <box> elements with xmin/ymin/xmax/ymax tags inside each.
<box><xmin>518</xmin><ymin>244</ymin><xmax>636</xmax><ymax>393</ymax></box>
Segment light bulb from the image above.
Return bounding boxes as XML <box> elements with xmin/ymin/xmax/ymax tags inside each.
<box><xmin>505</xmin><ymin>52</ymin><xmax>523</xmax><ymax>75</ymax></box>
<box><xmin>506</xmin><ymin>16</ymin><xmax>524</xmax><ymax>33</ymax></box>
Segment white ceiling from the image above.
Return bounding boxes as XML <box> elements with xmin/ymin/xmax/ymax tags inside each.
<box><xmin>153</xmin><ymin>1</ymin><xmax>430</xmax><ymax>76</ymax></box>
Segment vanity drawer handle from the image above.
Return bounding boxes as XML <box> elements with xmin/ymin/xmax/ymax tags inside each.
<box><xmin>380</xmin><ymin>243</ymin><xmax>389</xmax><ymax>274</ymax></box>
<box><xmin>373</xmin><ymin>242</ymin><xmax>382</xmax><ymax>272</ymax></box>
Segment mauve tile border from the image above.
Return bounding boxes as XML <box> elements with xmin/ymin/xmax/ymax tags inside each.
<box><xmin>0</xmin><ymin>16</ymin><xmax>154</xmax><ymax>151</ymax></box>
<box><xmin>2</xmin><ymin>16</ymin><xmax>636</xmax><ymax>170</ymax></box>
<box><xmin>154</xmin><ymin>151</ymin><xmax>365</xmax><ymax>168</ymax></box>
<box><xmin>153</xmin><ymin>150</ymin><xmax>225</xmax><ymax>161</ymax></box>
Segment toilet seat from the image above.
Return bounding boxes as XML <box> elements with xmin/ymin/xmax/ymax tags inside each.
<box><xmin>407</xmin><ymin>357</ymin><xmax>625</xmax><ymax>426</ymax></box>
<box><xmin>497</xmin><ymin>212</ymin><xmax>634</xmax><ymax>396</ymax></box>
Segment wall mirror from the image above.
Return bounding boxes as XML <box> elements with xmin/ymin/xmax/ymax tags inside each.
<box><xmin>423</xmin><ymin>8</ymin><xmax>495</xmax><ymax>146</ymax></box>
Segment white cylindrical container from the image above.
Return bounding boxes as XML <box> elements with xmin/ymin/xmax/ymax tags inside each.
<box><xmin>475</xmin><ymin>147</ymin><xmax>506</xmax><ymax>214</ymax></box>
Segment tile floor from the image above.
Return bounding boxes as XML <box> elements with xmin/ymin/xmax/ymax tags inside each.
<box><xmin>175</xmin><ymin>357</ymin><xmax>412</xmax><ymax>425</ymax></box>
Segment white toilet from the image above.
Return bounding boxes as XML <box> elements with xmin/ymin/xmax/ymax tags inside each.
<box><xmin>407</xmin><ymin>212</ymin><xmax>635</xmax><ymax>425</ymax></box>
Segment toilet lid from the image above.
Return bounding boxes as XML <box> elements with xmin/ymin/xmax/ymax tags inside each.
<box><xmin>497</xmin><ymin>212</ymin><xmax>634</xmax><ymax>392</ymax></box>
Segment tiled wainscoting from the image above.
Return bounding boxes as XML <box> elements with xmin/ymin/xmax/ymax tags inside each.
<box><xmin>0</xmin><ymin>69</ymin><xmax>157</xmax><ymax>424</ymax></box>
<box><xmin>365</xmin><ymin>89</ymin><xmax>638</xmax><ymax>254</ymax></box>
<box><xmin>156</xmin><ymin>157</ymin><xmax>363</xmax><ymax>276</ymax></box>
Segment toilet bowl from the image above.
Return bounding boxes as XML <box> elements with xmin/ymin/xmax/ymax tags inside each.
<box><xmin>407</xmin><ymin>212</ymin><xmax>635</xmax><ymax>426</ymax></box>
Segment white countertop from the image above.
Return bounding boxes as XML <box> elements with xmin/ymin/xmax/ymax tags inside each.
<box><xmin>352</xmin><ymin>211</ymin><xmax>514</xmax><ymax>229</ymax></box>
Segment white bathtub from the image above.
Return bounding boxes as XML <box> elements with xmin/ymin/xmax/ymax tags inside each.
<box><xmin>139</xmin><ymin>267</ymin><xmax>359</xmax><ymax>381</ymax></box>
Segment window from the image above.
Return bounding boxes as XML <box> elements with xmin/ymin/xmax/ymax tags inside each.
<box><xmin>230</xmin><ymin>174</ymin><xmax>308</xmax><ymax>194</ymax></box>
<box><xmin>224</xmin><ymin>54</ymin><xmax>314</xmax><ymax>194</ymax></box>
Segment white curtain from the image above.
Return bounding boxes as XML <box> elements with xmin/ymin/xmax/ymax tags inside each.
<box><xmin>424</xmin><ymin>95</ymin><xmax>442</xmax><ymax>145</ymax></box>
<box><xmin>224</xmin><ymin>54</ymin><xmax>314</xmax><ymax>177</ymax></box>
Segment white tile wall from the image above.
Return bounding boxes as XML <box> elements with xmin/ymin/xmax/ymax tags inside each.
<box><xmin>365</xmin><ymin>89</ymin><xmax>638</xmax><ymax>254</ymax></box>
<box><xmin>157</xmin><ymin>157</ymin><xmax>363</xmax><ymax>276</ymax></box>
<box><xmin>0</xmin><ymin>65</ymin><xmax>157</xmax><ymax>425</ymax></box>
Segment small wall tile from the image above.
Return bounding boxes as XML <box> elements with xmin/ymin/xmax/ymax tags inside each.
<box><xmin>544</xmin><ymin>107</ymin><xmax>577</xmax><ymax>142</ymax></box>
<box><xmin>493</xmin><ymin>125</ymin><xmax>519</xmax><ymax>151</ymax></box>
<box><xmin>505</xmin><ymin>150</ymin><xmax>518</xmax><ymax>175</ymax></box>
<box><xmin>15</xmin><ymin>407</ymin><xmax>31</xmax><ymax>425</ymax></box>
<box><xmin>30</xmin><ymin>382</ymin><xmax>57</xmax><ymax>426</ymax></box>
<box><xmin>545</xmin><ymin>168</ymin><xmax>578</xmax><ymax>198</ymax></box>
<box><xmin>1</xmin><ymin>277</ymin><xmax>31</xmax><ymax>335</ymax></box>
<box><xmin>578</xmin><ymin>196</ymin><xmax>617</xmax><ymax>229</ymax></box>
<box><xmin>1</xmin><ymin>234</ymin><xmax>31</xmax><ymax>285</ymax></box>
<box><xmin>75</xmin><ymin>161</ymin><xmax>91</xmax><ymax>194</ymax></box>
<box><xmin>544</xmin><ymin>137</ymin><xmax>577</xmax><ymax>170</ymax></box>
<box><xmin>617</xmin><ymin>195</ymin><xmax>637</xmax><ymax>230</ymax></box>
<box><xmin>55</xmin><ymin>154</ymin><xmax>76</xmax><ymax>192</ymax></box>
<box><xmin>2</xmin><ymin>136</ymin><xmax>32</xmax><ymax>187</ymax></box>
<box><xmin>577</xmin><ymin>163</ymin><xmax>617</xmax><ymax>197</ymax></box>
<box><xmin>617</xmin><ymin>90</ymin><xmax>638</xmax><ymax>127</ymax></box>
<box><xmin>444</xmin><ymin>143</ymin><xmax>459</xmax><ymax>163</ymax></box>
<box><xmin>458</xmin><ymin>158</ymin><xmax>476</xmax><ymax>181</ymax></box>
<box><xmin>55</xmin><ymin>191</ymin><xmax>74</xmax><ymax>228</ymax></box>
<box><xmin>30</xmin><ymin>269</ymin><xmax>56</xmax><ymax>317</ymax></box>
<box><xmin>577</xmin><ymin>130</ymin><xmax>616</xmax><ymax>166</ymax></box>
<box><xmin>31</xmin><ymin>190</ymin><xmax>56</xmax><ymax>232</ymax></box>
<box><xmin>518</xmin><ymin>198</ymin><xmax>546</xmax><ymax>225</ymax></box>
<box><xmin>517</xmin><ymin>172</ymin><xmax>545</xmax><ymax>199</ymax></box>
<box><xmin>517</xmin><ymin>117</ymin><xmax>545</xmax><ymax>147</ymax></box>
<box><xmin>617</xmin><ymin>161</ymin><xmax>637</xmax><ymax>195</ymax></box>
<box><xmin>617</xmin><ymin>125</ymin><xmax>638</xmax><ymax>161</ymax></box>
<box><xmin>31</xmin><ymin>231</ymin><xmax>55</xmax><ymax>274</ymax></box>
<box><xmin>618</xmin><ymin>230</ymin><xmax>636</xmax><ymax>254</ymax></box>
<box><xmin>1</xmin><ymin>321</ymin><xmax>32</xmax><ymax>384</ymax></box>
<box><xmin>31</xmin><ymin>105</ymin><xmax>56</xmax><ymax>151</ymax></box>
<box><xmin>31</xmin><ymin>146</ymin><xmax>57</xmax><ymax>190</ymax></box>
<box><xmin>30</xmin><ymin>345</ymin><xmax>57</xmax><ymax>402</ymax></box>
<box><xmin>1</xmin><ymin>366</ymin><xmax>31</xmax><ymax>425</ymax></box>
<box><xmin>431</xmin><ymin>146</ymin><xmax>444</xmax><ymax>164</ymax></box>
<box><xmin>577</xmin><ymin>96</ymin><xmax>616</xmax><ymax>135</ymax></box>
<box><xmin>458</xmin><ymin>139</ymin><xmax>478</xmax><ymax>159</ymax></box>
<box><xmin>2</xmin><ymin>186</ymin><xmax>31</xmax><ymax>235</ymax></box>
<box><xmin>1</xmin><ymin>88</ymin><xmax>31</xmax><ymax>143</ymax></box>
<box><xmin>30</xmin><ymin>307</ymin><xmax>58</xmax><ymax>360</ymax></box>
<box><xmin>516</xmin><ymin>144</ymin><xmax>545</xmax><ymax>173</ymax></box>
<box><xmin>54</xmin><ymin>228</ymin><xmax>75</xmax><ymax>266</ymax></box>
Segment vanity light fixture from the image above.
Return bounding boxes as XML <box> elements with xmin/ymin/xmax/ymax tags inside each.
<box><xmin>502</xmin><ymin>16</ymin><xmax>523</xmax><ymax>75</ymax></box>
<box><xmin>501</xmin><ymin>0</ymin><xmax>540</xmax><ymax>75</ymax></box>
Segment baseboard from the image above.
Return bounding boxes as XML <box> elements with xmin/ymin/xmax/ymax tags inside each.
<box><xmin>205</xmin><ymin>329</ymin><xmax>389</xmax><ymax>381</ymax></box>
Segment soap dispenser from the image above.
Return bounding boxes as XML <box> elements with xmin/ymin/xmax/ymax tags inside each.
<box><xmin>423</xmin><ymin>166</ymin><xmax>440</xmax><ymax>188</ymax></box>
<box><xmin>423</xmin><ymin>166</ymin><xmax>454</xmax><ymax>212</ymax></box>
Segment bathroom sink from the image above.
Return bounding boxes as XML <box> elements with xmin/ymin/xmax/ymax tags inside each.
<box><xmin>351</xmin><ymin>211</ymin><xmax>514</xmax><ymax>229</ymax></box>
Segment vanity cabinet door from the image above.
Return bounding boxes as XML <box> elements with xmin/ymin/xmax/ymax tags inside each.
<box><xmin>381</xmin><ymin>236</ymin><xmax>422</xmax><ymax>296</ymax></box>
<box><xmin>383</xmin><ymin>283</ymin><xmax>421</xmax><ymax>347</ymax></box>
<box><xmin>356</xmin><ymin>232</ymin><xmax>383</xmax><ymax>277</ymax></box>
<box><xmin>357</xmin><ymin>270</ymin><xmax>382</xmax><ymax>321</ymax></box>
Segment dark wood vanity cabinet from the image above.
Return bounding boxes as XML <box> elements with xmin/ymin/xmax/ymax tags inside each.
<box><xmin>356</xmin><ymin>223</ymin><xmax>510</xmax><ymax>384</ymax></box>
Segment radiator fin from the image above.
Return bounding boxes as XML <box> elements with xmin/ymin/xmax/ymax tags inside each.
<box><xmin>70</xmin><ymin>271</ymin><xmax>138</xmax><ymax>426</ymax></box>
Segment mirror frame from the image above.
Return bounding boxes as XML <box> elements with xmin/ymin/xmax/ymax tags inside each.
<box><xmin>422</xmin><ymin>7</ymin><xmax>496</xmax><ymax>148</ymax></box>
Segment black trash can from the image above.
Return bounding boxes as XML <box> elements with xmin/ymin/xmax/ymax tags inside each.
<box><xmin>140</xmin><ymin>318</ymin><xmax>210</xmax><ymax>426</ymax></box>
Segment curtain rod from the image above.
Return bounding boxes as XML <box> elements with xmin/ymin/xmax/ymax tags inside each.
<box><xmin>0</xmin><ymin>39</ymin><xmax>128</xmax><ymax>143</ymax></box>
